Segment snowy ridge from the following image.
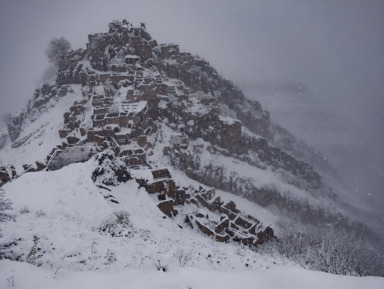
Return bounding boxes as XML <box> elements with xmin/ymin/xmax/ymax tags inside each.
<box><xmin>1</xmin><ymin>160</ymin><xmax>383</xmax><ymax>288</ymax></box>
<box><xmin>1</xmin><ymin>20</ymin><xmax>383</xmax><ymax>288</ymax></box>
<box><xmin>1</xmin><ymin>161</ymin><xmax>276</xmax><ymax>271</ymax></box>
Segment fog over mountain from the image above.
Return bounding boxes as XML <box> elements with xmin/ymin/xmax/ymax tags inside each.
<box><xmin>1</xmin><ymin>0</ymin><xmax>383</xmax><ymax>222</ymax></box>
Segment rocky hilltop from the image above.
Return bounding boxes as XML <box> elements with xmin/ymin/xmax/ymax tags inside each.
<box><xmin>0</xmin><ymin>20</ymin><xmax>373</xmax><ymax>249</ymax></box>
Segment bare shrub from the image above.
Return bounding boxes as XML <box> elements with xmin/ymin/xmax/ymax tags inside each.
<box><xmin>0</xmin><ymin>188</ymin><xmax>14</xmax><ymax>223</ymax></box>
<box><xmin>258</xmin><ymin>224</ymin><xmax>384</xmax><ymax>276</ymax></box>
<box><xmin>114</xmin><ymin>211</ymin><xmax>130</xmax><ymax>225</ymax></box>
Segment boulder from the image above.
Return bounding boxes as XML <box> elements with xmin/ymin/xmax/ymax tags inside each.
<box><xmin>22</xmin><ymin>164</ymin><xmax>35</xmax><ymax>173</ymax></box>
<box><xmin>47</xmin><ymin>146</ymin><xmax>93</xmax><ymax>171</ymax></box>
<box><xmin>35</xmin><ymin>161</ymin><xmax>47</xmax><ymax>171</ymax></box>
<box><xmin>0</xmin><ymin>165</ymin><xmax>17</xmax><ymax>187</ymax></box>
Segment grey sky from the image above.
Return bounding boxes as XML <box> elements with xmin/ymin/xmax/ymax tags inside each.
<box><xmin>1</xmin><ymin>0</ymin><xmax>383</xmax><ymax>217</ymax></box>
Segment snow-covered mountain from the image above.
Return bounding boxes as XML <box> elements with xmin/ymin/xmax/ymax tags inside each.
<box><xmin>0</xmin><ymin>20</ymin><xmax>383</xmax><ymax>287</ymax></box>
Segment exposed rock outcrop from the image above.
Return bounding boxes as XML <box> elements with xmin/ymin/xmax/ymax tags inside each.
<box><xmin>47</xmin><ymin>146</ymin><xmax>94</xmax><ymax>171</ymax></box>
<box><xmin>0</xmin><ymin>165</ymin><xmax>17</xmax><ymax>187</ymax></box>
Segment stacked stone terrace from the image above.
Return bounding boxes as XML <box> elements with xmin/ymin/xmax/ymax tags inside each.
<box><xmin>51</xmin><ymin>20</ymin><xmax>321</xmax><ymax>193</ymax></box>
<box><xmin>51</xmin><ymin>20</ymin><xmax>205</xmax><ymax>173</ymax></box>
<box><xmin>0</xmin><ymin>20</ymin><xmax>323</xmax><ymax>244</ymax></box>
<box><xmin>137</xmin><ymin>168</ymin><xmax>275</xmax><ymax>246</ymax></box>
<box><xmin>54</xmin><ymin>83</ymin><xmax>154</xmax><ymax>170</ymax></box>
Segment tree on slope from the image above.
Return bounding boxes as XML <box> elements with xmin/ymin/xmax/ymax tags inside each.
<box><xmin>258</xmin><ymin>223</ymin><xmax>384</xmax><ymax>276</ymax></box>
<box><xmin>0</xmin><ymin>188</ymin><xmax>13</xmax><ymax>223</ymax></box>
<box><xmin>45</xmin><ymin>37</ymin><xmax>71</xmax><ymax>68</ymax></box>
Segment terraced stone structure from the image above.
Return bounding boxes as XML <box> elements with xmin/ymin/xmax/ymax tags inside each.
<box><xmin>2</xmin><ymin>20</ymin><xmax>349</xmax><ymax>244</ymax></box>
<box><xmin>137</xmin><ymin>168</ymin><xmax>275</xmax><ymax>246</ymax></box>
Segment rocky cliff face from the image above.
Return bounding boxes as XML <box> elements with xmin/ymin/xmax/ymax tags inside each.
<box><xmin>1</xmin><ymin>20</ymin><xmax>369</xmax><ymax>240</ymax></box>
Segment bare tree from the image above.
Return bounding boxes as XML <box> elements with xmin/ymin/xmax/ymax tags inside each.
<box><xmin>45</xmin><ymin>37</ymin><xmax>71</xmax><ymax>68</ymax></box>
<box><xmin>0</xmin><ymin>188</ymin><xmax>13</xmax><ymax>223</ymax></box>
<box><xmin>258</xmin><ymin>223</ymin><xmax>384</xmax><ymax>276</ymax></box>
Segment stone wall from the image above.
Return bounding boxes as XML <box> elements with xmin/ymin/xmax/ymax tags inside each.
<box><xmin>136</xmin><ymin>169</ymin><xmax>275</xmax><ymax>247</ymax></box>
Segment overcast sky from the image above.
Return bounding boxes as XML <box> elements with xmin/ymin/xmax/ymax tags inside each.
<box><xmin>1</xmin><ymin>0</ymin><xmax>383</xmax><ymax>217</ymax></box>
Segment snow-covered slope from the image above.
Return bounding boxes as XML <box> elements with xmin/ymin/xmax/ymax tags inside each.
<box><xmin>1</xmin><ymin>160</ymin><xmax>273</xmax><ymax>271</ymax></box>
<box><xmin>1</xmin><ymin>20</ymin><xmax>383</xmax><ymax>287</ymax></box>
<box><xmin>0</xmin><ymin>85</ymin><xmax>84</xmax><ymax>171</ymax></box>
<box><xmin>2</xmin><ymin>259</ymin><xmax>384</xmax><ymax>289</ymax></box>
<box><xmin>0</xmin><ymin>20</ymin><xmax>355</xmax><ymax>226</ymax></box>
<box><xmin>1</xmin><ymin>158</ymin><xmax>284</xmax><ymax>285</ymax></box>
<box><xmin>1</xmin><ymin>160</ymin><xmax>383</xmax><ymax>288</ymax></box>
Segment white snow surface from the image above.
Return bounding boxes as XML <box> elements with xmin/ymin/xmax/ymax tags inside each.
<box><xmin>1</xmin><ymin>159</ymin><xmax>383</xmax><ymax>288</ymax></box>
<box><xmin>1</xmin><ymin>160</ymin><xmax>275</xmax><ymax>272</ymax></box>
<box><xmin>0</xmin><ymin>77</ymin><xmax>382</xmax><ymax>288</ymax></box>
<box><xmin>1</xmin><ymin>259</ymin><xmax>383</xmax><ymax>289</ymax></box>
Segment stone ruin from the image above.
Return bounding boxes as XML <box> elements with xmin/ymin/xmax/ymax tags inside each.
<box><xmin>137</xmin><ymin>168</ymin><xmax>276</xmax><ymax>247</ymax></box>
<box><xmin>0</xmin><ymin>21</ymin><xmax>329</xmax><ymax>247</ymax></box>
